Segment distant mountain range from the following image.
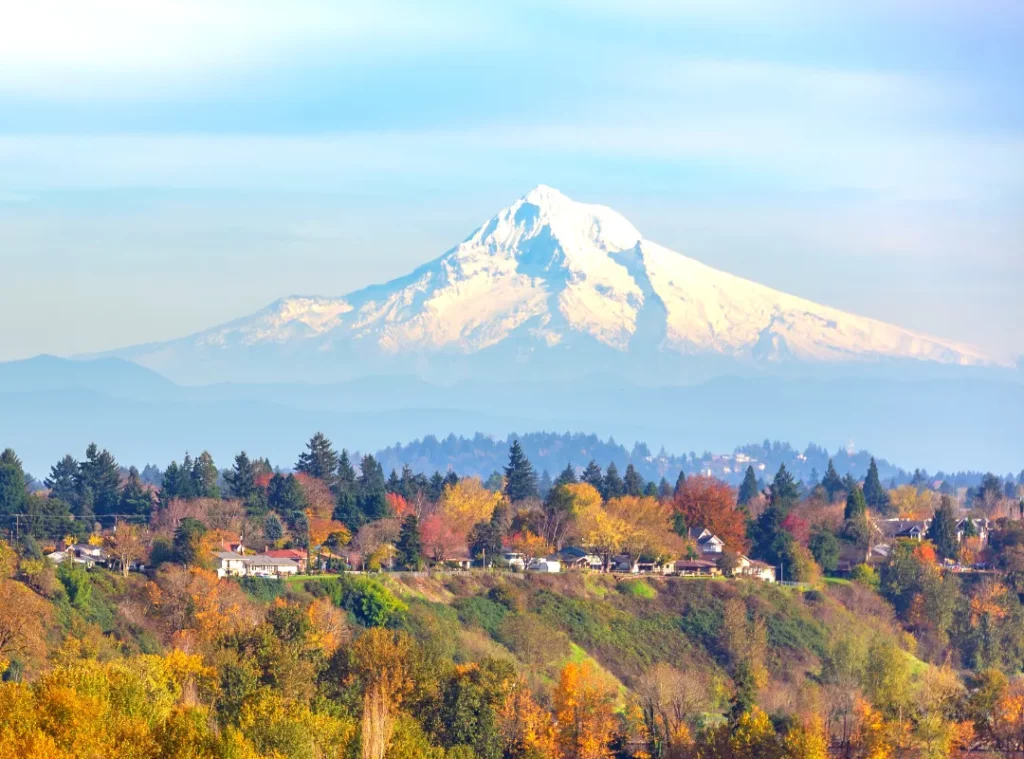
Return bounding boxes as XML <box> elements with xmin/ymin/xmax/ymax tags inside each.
<box><xmin>100</xmin><ymin>186</ymin><xmax>1012</xmax><ymax>385</ymax></box>
<box><xmin>1</xmin><ymin>355</ymin><xmax>1020</xmax><ymax>477</ymax></box>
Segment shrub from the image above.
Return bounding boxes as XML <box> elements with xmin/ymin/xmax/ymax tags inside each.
<box><xmin>327</xmin><ymin>576</ymin><xmax>407</xmax><ymax>628</ymax></box>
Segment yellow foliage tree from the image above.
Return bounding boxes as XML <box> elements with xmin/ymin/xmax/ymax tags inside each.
<box><xmin>440</xmin><ymin>477</ymin><xmax>505</xmax><ymax>537</ymax></box>
<box><xmin>553</xmin><ymin>660</ymin><xmax>617</xmax><ymax>759</ymax></box>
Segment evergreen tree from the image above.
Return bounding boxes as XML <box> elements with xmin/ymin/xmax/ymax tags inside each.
<box><xmin>225</xmin><ymin>452</ymin><xmax>258</xmax><ymax>502</ymax></box>
<box><xmin>842</xmin><ymin>486</ymin><xmax>870</xmax><ymax>548</ymax></box>
<box><xmin>863</xmin><ymin>458</ymin><xmax>890</xmax><ymax>514</ymax></box>
<box><xmin>503</xmin><ymin>440</ymin><xmax>538</xmax><ymax>502</ymax></box>
<box><xmin>554</xmin><ymin>463</ymin><xmax>578</xmax><ymax>488</ymax></box>
<box><xmin>737</xmin><ymin>466</ymin><xmax>759</xmax><ymax>506</ymax></box>
<box><xmin>427</xmin><ymin>471</ymin><xmax>446</xmax><ymax>502</ymax></box>
<box><xmin>673</xmin><ymin>470</ymin><xmax>687</xmax><ymax>497</ymax></box>
<box><xmin>0</xmin><ymin>449</ymin><xmax>26</xmax><ymax>517</ymax></box>
<box><xmin>483</xmin><ymin>471</ymin><xmax>504</xmax><ymax>492</ymax></box>
<box><xmin>190</xmin><ymin>451</ymin><xmax>219</xmax><ymax>498</ymax></box>
<box><xmin>179</xmin><ymin>453</ymin><xmax>198</xmax><ymax>500</ymax></box>
<box><xmin>809</xmin><ymin>527</ymin><xmax>840</xmax><ymax>572</ymax></box>
<box><xmin>844</xmin><ymin>485</ymin><xmax>867</xmax><ymax>521</ymax></box>
<box><xmin>398</xmin><ymin>464</ymin><xmax>417</xmax><ymax>499</ymax></box>
<box><xmin>386</xmin><ymin>469</ymin><xmax>401</xmax><ymax>494</ymax></box>
<box><xmin>333</xmin><ymin>450</ymin><xmax>359</xmax><ymax>526</ymax></box>
<box><xmin>173</xmin><ymin>517</ymin><xmax>207</xmax><ymax>566</ymax></box>
<box><xmin>808</xmin><ymin>467</ymin><xmax>820</xmax><ymax>488</ymax></box>
<box><xmin>603</xmin><ymin>462</ymin><xmax>625</xmax><ymax>500</ymax></box>
<box><xmin>768</xmin><ymin>464</ymin><xmax>799</xmax><ymax>513</ymax></box>
<box><xmin>24</xmin><ymin>492</ymin><xmax>75</xmax><ymax>542</ymax></box>
<box><xmin>582</xmin><ymin>461</ymin><xmax>604</xmax><ymax>493</ymax></box>
<box><xmin>623</xmin><ymin>464</ymin><xmax>644</xmax><ymax>497</ymax></box>
<box><xmin>263</xmin><ymin>512</ymin><xmax>284</xmax><ymax>543</ymax></box>
<box><xmin>268</xmin><ymin>473</ymin><xmax>308</xmax><ymax>518</ymax></box>
<box><xmin>644</xmin><ymin>482</ymin><xmax>658</xmax><ymax>497</ymax></box>
<box><xmin>468</xmin><ymin>520</ymin><xmax>503</xmax><ymax>565</ymax></box>
<box><xmin>395</xmin><ymin>514</ymin><xmax>423</xmax><ymax>570</ymax></box>
<box><xmin>45</xmin><ymin>455</ymin><xmax>79</xmax><ymax>508</ymax></box>
<box><xmin>119</xmin><ymin>467</ymin><xmax>153</xmax><ymax>517</ymax></box>
<box><xmin>658</xmin><ymin>477</ymin><xmax>673</xmax><ymax>499</ymax></box>
<box><xmin>357</xmin><ymin>454</ymin><xmax>388</xmax><ymax>521</ymax></box>
<box><xmin>537</xmin><ymin>470</ymin><xmax>553</xmax><ymax>501</ymax></box>
<box><xmin>78</xmin><ymin>443</ymin><xmax>121</xmax><ymax>516</ymax></box>
<box><xmin>927</xmin><ymin>495</ymin><xmax>959</xmax><ymax>561</ymax></box>
<box><xmin>295</xmin><ymin>432</ymin><xmax>339</xmax><ymax>482</ymax></box>
<box><xmin>821</xmin><ymin>460</ymin><xmax>845</xmax><ymax>502</ymax></box>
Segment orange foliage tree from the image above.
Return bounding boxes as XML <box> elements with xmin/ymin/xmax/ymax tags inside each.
<box><xmin>505</xmin><ymin>530</ymin><xmax>552</xmax><ymax>565</ymax></box>
<box><xmin>673</xmin><ymin>476</ymin><xmax>749</xmax><ymax>554</ymax></box>
<box><xmin>295</xmin><ymin>473</ymin><xmax>335</xmax><ymax>519</ymax></box>
<box><xmin>553</xmin><ymin>660</ymin><xmax>617</xmax><ymax>759</ymax></box>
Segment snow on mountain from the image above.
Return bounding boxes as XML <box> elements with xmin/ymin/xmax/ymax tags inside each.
<box><xmin>113</xmin><ymin>185</ymin><xmax>1003</xmax><ymax>382</ymax></box>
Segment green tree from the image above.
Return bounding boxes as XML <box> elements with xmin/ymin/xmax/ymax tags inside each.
<box><xmin>268</xmin><ymin>473</ymin><xmax>308</xmax><ymax>520</ymax></box>
<box><xmin>119</xmin><ymin>466</ymin><xmax>153</xmax><ymax>517</ymax></box>
<box><xmin>0</xmin><ymin>449</ymin><xmax>27</xmax><ymax>517</ymax></box>
<box><xmin>863</xmin><ymin>458</ymin><xmax>890</xmax><ymax>514</ymax></box>
<box><xmin>603</xmin><ymin>462</ymin><xmax>625</xmax><ymax>500</ymax></box>
<box><xmin>554</xmin><ymin>463</ymin><xmax>577</xmax><ymax>487</ymax></box>
<box><xmin>623</xmin><ymin>464</ymin><xmax>644</xmax><ymax>497</ymax></box>
<box><xmin>843</xmin><ymin>486</ymin><xmax>870</xmax><ymax>548</ymax></box>
<box><xmin>78</xmin><ymin>443</ymin><xmax>120</xmax><ymax>516</ymax></box>
<box><xmin>768</xmin><ymin>464</ymin><xmax>799</xmax><ymax>513</ymax></box>
<box><xmin>821</xmin><ymin>459</ymin><xmax>845</xmax><ymax>502</ymax></box>
<box><xmin>927</xmin><ymin>495</ymin><xmax>959</xmax><ymax>561</ymax></box>
<box><xmin>844</xmin><ymin>485</ymin><xmax>867</xmax><ymax>521</ymax></box>
<box><xmin>503</xmin><ymin>440</ymin><xmax>538</xmax><ymax>502</ymax></box>
<box><xmin>809</xmin><ymin>526</ymin><xmax>840</xmax><ymax>572</ymax></box>
<box><xmin>296</xmin><ymin>432</ymin><xmax>339</xmax><ymax>482</ymax></box>
<box><xmin>263</xmin><ymin>512</ymin><xmax>284</xmax><ymax>543</ymax></box>
<box><xmin>225</xmin><ymin>451</ymin><xmax>258</xmax><ymax>501</ymax></box>
<box><xmin>468</xmin><ymin>520</ymin><xmax>503</xmax><ymax>566</ymax></box>
<box><xmin>44</xmin><ymin>454</ymin><xmax>79</xmax><ymax>509</ymax></box>
<box><xmin>658</xmin><ymin>477</ymin><xmax>673</xmax><ymax>499</ymax></box>
<box><xmin>395</xmin><ymin>514</ymin><xmax>423</xmax><ymax>570</ymax></box>
<box><xmin>582</xmin><ymin>461</ymin><xmax>604</xmax><ymax>494</ymax></box>
<box><xmin>738</xmin><ymin>466</ymin><xmax>759</xmax><ymax>506</ymax></box>
<box><xmin>190</xmin><ymin>451</ymin><xmax>220</xmax><ymax>498</ymax></box>
<box><xmin>173</xmin><ymin>517</ymin><xmax>207</xmax><ymax>566</ymax></box>
<box><xmin>358</xmin><ymin>454</ymin><xmax>389</xmax><ymax>521</ymax></box>
<box><xmin>673</xmin><ymin>470</ymin><xmax>687</xmax><ymax>497</ymax></box>
<box><xmin>23</xmin><ymin>492</ymin><xmax>75</xmax><ymax>541</ymax></box>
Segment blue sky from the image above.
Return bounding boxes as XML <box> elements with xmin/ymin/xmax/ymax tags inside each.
<box><xmin>1</xmin><ymin>0</ymin><xmax>1022</xmax><ymax>362</ymax></box>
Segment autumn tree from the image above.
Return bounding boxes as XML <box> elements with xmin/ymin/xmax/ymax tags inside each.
<box><xmin>634</xmin><ymin>662</ymin><xmax>712</xmax><ymax>758</ymax></box>
<box><xmin>553</xmin><ymin>660</ymin><xmax>617</xmax><ymax>759</ymax></box>
<box><xmin>440</xmin><ymin>478</ymin><xmax>504</xmax><ymax>538</ymax></box>
<box><xmin>105</xmin><ymin>521</ymin><xmax>148</xmax><ymax>577</ymax></box>
<box><xmin>674</xmin><ymin>475</ymin><xmax>749</xmax><ymax>554</ymax></box>
<box><xmin>348</xmin><ymin>628</ymin><xmax>413</xmax><ymax>759</ymax></box>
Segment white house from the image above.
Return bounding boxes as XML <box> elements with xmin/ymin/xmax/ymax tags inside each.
<box><xmin>213</xmin><ymin>551</ymin><xmax>299</xmax><ymax>578</ymax></box>
<box><xmin>214</xmin><ymin>551</ymin><xmax>248</xmax><ymax>578</ymax></box>
<box><xmin>688</xmin><ymin>528</ymin><xmax>725</xmax><ymax>554</ymax></box>
<box><xmin>503</xmin><ymin>552</ymin><xmax>526</xmax><ymax>570</ymax></box>
<box><xmin>727</xmin><ymin>555</ymin><xmax>776</xmax><ymax>583</ymax></box>
<box><xmin>526</xmin><ymin>558</ymin><xmax>561</xmax><ymax>573</ymax></box>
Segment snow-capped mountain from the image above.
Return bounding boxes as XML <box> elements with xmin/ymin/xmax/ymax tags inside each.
<box><xmin>110</xmin><ymin>185</ymin><xmax>1004</xmax><ymax>384</ymax></box>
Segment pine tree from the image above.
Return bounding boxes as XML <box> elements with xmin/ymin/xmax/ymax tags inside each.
<box><xmin>295</xmin><ymin>432</ymin><xmax>339</xmax><ymax>482</ymax></box>
<box><xmin>268</xmin><ymin>473</ymin><xmax>308</xmax><ymax>518</ymax></box>
<box><xmin>658</xmin><ymin>477</ymin><xmax>673</xmax><ymax>499</ymax></box>
<box><xmin>927</xmin><ymin>495</ymin><xmax>959</xmax><ymax>561</ymax></box>
<box><xmin>119</xmin><ymin>467</ymin><xmax>153</xmax><ymax>517</ymax></box>
<box><xmin>264</xmin><ymin>512</ymin><xmax>284</xmax><ymax>543</ymax></box>
<box><xmin>844</xmin><ymin>485</ymin><xmax>867</xmax><ymax>521</ymax></box>
<box><xmin>738</xmin><ymin>466</ymin><xmax>759</xmax><ymax>506</ymax></box>
<box><xmin>0</xmin><ymin>449</ymin><xmax>26</xmax><ymax>517</ymax></box>
<box><xmin>673</xmin><ymin>470</ymin><xmax>687</xmax><ymax>497</ymax></box>
<box><xmin>503</xmin><ymin>440</ymin><xmax>538</xmax><ymax>502</ymax></box>
<box><xmin>395</xmin><ymin>514</ymin><xmax>423</xmax><ymax>570</ymax></box>
<box><xmin>190</xmin><ymin>451</ymin><xmax>219</xmax><ymax>498</ymax></box>
<box><xmin>78</xmin><ymin>443</ymin><xmax>121</xmax><ymax>516</ymax></box>
<box><xmin>554</xmin><ymin>463</ymin><xmax>578</xmax><ymax>487</ymax></box>
<box><xmin>538</xmin><ymin>470</ymin><xmax>553</xmax><ymax>500</ymax></box>
<box><xmin>769</xmin><ymin>464</ymin><xmax>799</xmax><ymax>513</ymax></box>
<box><xmin>399</xmin><ymin>464</ymin><xmax>417</xmax><ymax>499</ymax></box>
<box><xmin>427</xmin><ymin>472</ymin><xmax>446</xmax><ymax>502</ymax></box>
<box><xmin>603</xmin><ymin>463</ymin><xmax>625</xmax><ymax>500</ymax></box>
<box><xmin>468</xmin><ymin>520</ymin><xmax>503</xmax><ymax>565</ymax></box>
<box><xmin>643</xmin><ymin>482</ymin><xmax>658</xmax><ymax>497</ymax></box>
<box><xmin>582</xmin><ymin>461</ymin><xmax>604</xmax><ymax>494</ymax></box>
<box><xmin>386</xmin><ymin>469</ymin><xmax>401</xmax><ymax>494</ymax></box>
<box><xmin>842</xmin><ymin>486</ymin><xmax>870</xmax><ymax>548</ymax></box>
<box><xmin>623</xmin><ymin>464</ymin><xmax>643</xmax><ymax>497</ymax></box>
<box><xmin>444</xmin><ymin>470</ymin><xmax>459</xmax><ymax>489</ymax></box>
<box><xmin>357</xmin><ymin>454</ymin><xmax>388</xmax><ymax>521</ymax></box>
<box><xmin>808</xmin><ymin>467</ymin><xmax>820</xmax><ymax>488</ymax></box>
<box><xmin>863</xmin><ymin>458</ymin><xmax>890</xmax><ymax>514</ymax></box>
<box><xmin>821</xmin><ymin>460</ymin><xmax>845</xmax><ymax>502</ymax></box>
<box><xmin>225</xmin><ymin>451</ymin><xmax>257</xmax><ymax>501</ymax></box>
<box><xmin>45</xmin><ymin>454</ymin><xmax>79</xmax><ymax>509</ymax></box>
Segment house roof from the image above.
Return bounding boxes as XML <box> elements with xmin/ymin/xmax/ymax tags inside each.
<box><xmin>265</xmin><ymin>549</ymin><xmax>306</xmax><ymax>560</ymax></box>
<box><xmin>674</xmin><ymin>559</ymin><xmax>717</xmax><ymax>569</ymax></box>
<box><xmin>875</xmin><ymin>519</ymin><xmax>930</xmax><ymax>538</ymax></box>
<box><xmin>242</xmin><ymin>555</ymin><xmax>300</xmax><ymax>567</ymax></box>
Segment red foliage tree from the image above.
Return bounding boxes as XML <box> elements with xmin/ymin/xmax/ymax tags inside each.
<box><xmin>781</xmin><ymin>512</ymin><xmax>810</xmax><ymax>546</ymax></box>
<box><xmin>673</xmin><ymin>475</ymin><xmax>749</xmax><ymax>554</ymax></box>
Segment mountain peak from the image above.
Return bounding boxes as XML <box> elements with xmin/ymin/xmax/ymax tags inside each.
<box><xmin>105</xmin><ymin>187</ymin><xmax>1008</xmax><ymax>383</ymax></box>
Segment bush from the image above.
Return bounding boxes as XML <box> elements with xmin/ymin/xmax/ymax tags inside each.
<box><xmin>238</xmin><ymin>576</ymin><xmax>287</xmax><ymax>603</ymax></box>
<box><xmin>327</xmin><ymin>576</ymin><xmax>407</xmax><ymax>628</ymax></box>
<box><xmin>455</xmin><ymin>596</ymin><xmax>508</xmax><ymax>636</ymax></box>
<box><xmin>618</xmin><ymin>579</ymin><xmax>656</xmax><ymax>600</ymax></box>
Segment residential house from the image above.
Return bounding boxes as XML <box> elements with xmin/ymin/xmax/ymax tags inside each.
<box><xmin>526</xmin><ymin>557</ymin><xmax>561</xmax><ymax>573</ymax></box>
<box><xmin>672</xmin><ymin>559</ymin><xmax>721</xmax><ymax>577</ymax></box>
<box><xmin>502</xmin><ymin>552</ymin><xmax>526</xmax><ymax>570</ymax></box>
<box><xmin>875</xmin><ymin>519</ymin><xmax>931</xmax><ymax>543</ymax></box>
<box><xmin>264</xmin><ymin>548</ymin><xmax>308</xmax><ymax>572</ymax></box>
<box><xmin>611</xmin><ymin>554</ymin><xmax>639</xmax><ymax>573</ymax></box>
<box><xmin>732</xmin><ymin>555</ymin><xmax>776</xmax><ymax>583</ymax></box>
<box><xmin>956</xmin><ymin>517</ymin><xmax>990</xmax><ymax>545</ymax></box>
<box><xmin>242</xmin><ymin>555</ymin><xmax>300</xmax><ymax>578</ymax></box>
<box><xmin>214</xmin><ymin>551</ymin><xmax>248</xmax><ymax>578</ymax></box>
<box><xmin>557</xmin><ymin>546</ymin><xmax>603</xmax><ymax>571</ymax></box>
<box><xmin>687</xmin><ymin>527</ymin><xmax>725</xmax><ymax>554</ymax></box>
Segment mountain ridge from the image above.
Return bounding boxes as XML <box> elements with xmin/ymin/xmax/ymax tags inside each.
<box><xmin>101</xmin><ymin>185</ymin><xmax>1006</xmax><ymax>384</ymax></box>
